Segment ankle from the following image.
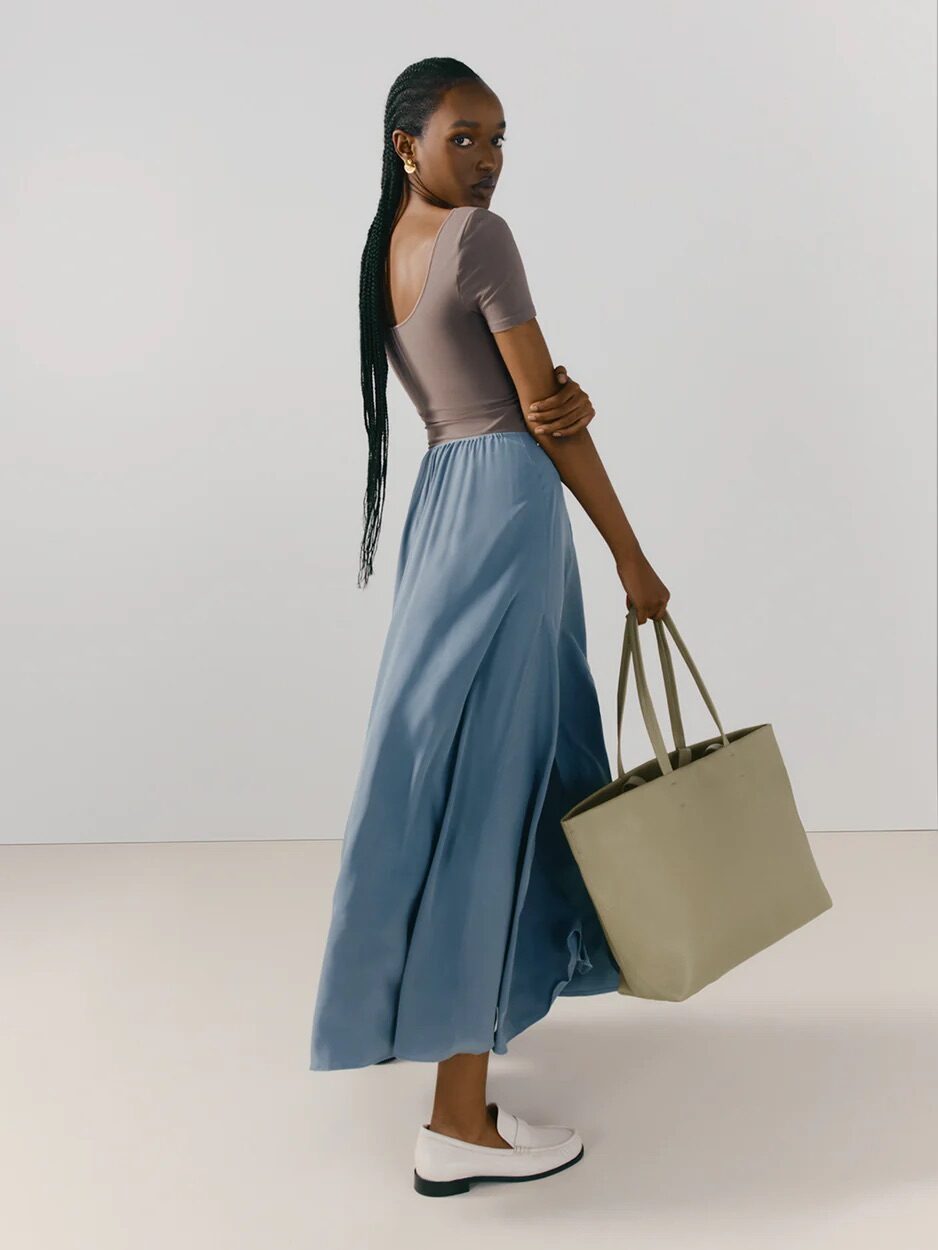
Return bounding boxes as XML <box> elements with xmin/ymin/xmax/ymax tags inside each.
<box><xmin>427</xmin><ymin>1104</ymin><xmax>496</xmax><ymax>1143</ymax></box>
<box><xmin>427</xmin><ymin>1115</ymin><xmax>486</xmax><ymax>1140</ymax></box>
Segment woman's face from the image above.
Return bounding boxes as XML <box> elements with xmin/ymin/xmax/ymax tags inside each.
<box><xmin>394</xmin><ymin>82</ymin><xmax>506</xmax><ymax>208</ymax></box>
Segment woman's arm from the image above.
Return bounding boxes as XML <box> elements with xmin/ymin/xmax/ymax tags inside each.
<box><xmin>493</xmin><ymin>317</ymin><xmax>670</xmax><ymax>620</ymax></box>
<box><xmin>495</xmin><ymin>318</ymin><xmax>635</xmax><ymax>560</ymax></box>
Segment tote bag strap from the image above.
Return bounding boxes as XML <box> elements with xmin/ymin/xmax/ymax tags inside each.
<box><xmin>616</xmin><ymin>606</ymin><xmax>730</xmax><ymax>778</ymax></box>
<box><xmin>617</xmin><ymin>619</ymin><xmax>693</xmax><ymax>771</ymax></box>
<box><xmin>653</xmin><ymin>610</ymin><xmax>729</xmax><ymax>746</ymax></box>
<box><xmin>653</xmin><ymin>621</ymin><xmax>692</xmax><ymax>768</ymax></box>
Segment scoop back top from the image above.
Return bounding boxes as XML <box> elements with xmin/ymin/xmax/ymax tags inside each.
<box><xmin>385</xmin><ymin>205</ymin><xmax>537</xmax><ymax>447</ymax></box>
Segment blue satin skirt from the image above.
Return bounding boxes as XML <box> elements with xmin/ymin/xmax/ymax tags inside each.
<box><xmin>310</xmin><ymin>430</ymin><xmax>620</xmax><ymax>1070</ymax></box>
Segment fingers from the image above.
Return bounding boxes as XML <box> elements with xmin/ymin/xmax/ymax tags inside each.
<box><xmin>527</xmin><ymin>391</ymin><xmax>575</xmax><ymax>419</ymax></box>
<box><xmin>546</xmin><ymin>413</ymin><xmax>593</xmax><ymax>437</ymax></box>
<box><xmin>527</xmin><ymin>365</ymin><xmax>595</xmax><ymax>437</ymax></box>
<box><xmin>528</xmin><ymin>412</ymin><xmax>590</xmax><ymax>437</ymax></box>
<box><xmin>527</xmin><ymin>393</ymin><xmax>595</xmax><ymax>435</ymax></box>
<box><xmin>528</xmin><ymin>369</ymin><xmax>580</xmax><ymax>419</ymax></box>
<box><xmin>526</xmin><ymin>407</ymin><xmax>582</xmax><ymax>435</ymax></box>
<box><xmin>629</xmin><ymin>600</ymin><xmax>671</xmax><ymax>626</ymax></box>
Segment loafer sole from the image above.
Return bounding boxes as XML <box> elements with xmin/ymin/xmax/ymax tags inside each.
<box><xmin>413</xmin><ymin>1142</ymin><xmax>584</xmax><ymax>1197</ymax></box>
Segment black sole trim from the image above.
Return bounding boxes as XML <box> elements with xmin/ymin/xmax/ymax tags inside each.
<box><xmin>413</xmin><ymin>1144</ymin><xmax>584</xmax><ymax>1197</ymax></box>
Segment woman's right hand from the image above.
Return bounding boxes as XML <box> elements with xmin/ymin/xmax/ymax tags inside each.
<box><xmin>616</xmin><ymin>550</ymin><xmax>671</xmax><ymax>623</ymax></box>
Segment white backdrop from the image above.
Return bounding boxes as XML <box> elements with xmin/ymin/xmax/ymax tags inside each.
<box><xmin>1</xmin><ymin>1</ymin><xmax>935</xmax><ymax>844</ymax></box>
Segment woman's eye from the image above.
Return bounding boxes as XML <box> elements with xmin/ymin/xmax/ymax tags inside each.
<box><xmin>452</xmin><ymin>134</ymin><xmax>506</xmax><ymax>148</ymax></box>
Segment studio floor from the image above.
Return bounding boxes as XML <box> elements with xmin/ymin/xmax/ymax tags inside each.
<box><xmin>2</xmin><ymin>830</ymin><xmax>935</xmax><ymax>1250</ymax></box>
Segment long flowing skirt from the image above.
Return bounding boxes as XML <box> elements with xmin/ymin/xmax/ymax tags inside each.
<box><xmin>310</xmin><ymin>430</ymin><xmax>620</xmax><ymax>1070</ymax></box>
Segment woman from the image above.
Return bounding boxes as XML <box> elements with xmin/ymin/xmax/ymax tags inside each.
<box><xmin>310</xmin><ymin>57</ymin><xmax>670</xmax><ymax>1197</ymax></box>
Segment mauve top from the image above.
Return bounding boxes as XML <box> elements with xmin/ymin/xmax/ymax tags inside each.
<box><xmin>385</xmin><ymin>205</ymin><xmax>537</xmax><ymax>447</ymax></box>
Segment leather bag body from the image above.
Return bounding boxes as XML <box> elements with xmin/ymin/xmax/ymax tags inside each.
<box><xmin>561</xmin><ymin>607</ymin><xmax>833</xmax><ymax>1002</ymax></box>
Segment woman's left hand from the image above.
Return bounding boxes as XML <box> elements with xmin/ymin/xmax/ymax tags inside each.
<box><xmin>525</xmin><ymin>366</ymin><xmax>595</xmax><ymax>438</ymax></box>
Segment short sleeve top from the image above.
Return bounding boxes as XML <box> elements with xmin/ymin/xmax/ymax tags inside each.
<box><xmin>385</xmin><ymin>205</ymin><xmax>537</xmax><ymax>447</ymax></box>
<box><xmin>456</xmin><ymin>207</ymin><xmax>537</xmax><ymax>332</ymax></box>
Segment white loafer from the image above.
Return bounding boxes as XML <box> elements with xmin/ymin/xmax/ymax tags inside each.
<box><xmin>413</xmin><ymin>1101</ymin><xmax>584</xmax><ymax>1196</ymax></box>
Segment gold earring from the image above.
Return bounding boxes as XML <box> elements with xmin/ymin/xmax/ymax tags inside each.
<box><xmin>403</xmin><ymin>155</ymin><xmax>416</xmax><ymax>174</ymax></box>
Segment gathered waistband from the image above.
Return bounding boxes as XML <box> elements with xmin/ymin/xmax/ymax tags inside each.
<box><xmin>426</xmin><ymin>429</ymin><xmax>532</xmax><ymax>451</ymax></box>
<box><xmin>424</xmin><ymin>428</ymin><xmax>556</xmax><ymax>480</ymax></box>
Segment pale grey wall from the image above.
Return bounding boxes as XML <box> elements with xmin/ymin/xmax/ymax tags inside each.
<box><xmin>1</xmin><ymin>1</ymin><xmax>935</xmax><ymax>843</ymax></box>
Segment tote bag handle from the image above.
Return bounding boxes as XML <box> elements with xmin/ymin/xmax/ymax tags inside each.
<box><xmin>616</xmin><ymin>606</ymin><xmax>730</xmax><ymax>778</ymax></box>
<box><xmin>645</xmin><ymin>615</ymin><xmax>722</xmax><ymax>766</ymax></box>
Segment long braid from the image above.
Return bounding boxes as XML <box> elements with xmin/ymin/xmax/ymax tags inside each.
<box><xmin>356</xmin><ymin>57</ymin><xmax>481</xmax><ymax>588</ymax></box>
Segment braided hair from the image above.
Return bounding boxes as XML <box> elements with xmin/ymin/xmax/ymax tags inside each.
<box><xmin>356</xmin><ymin>57</ymin><xmax>482</xmax><ymax>588</ymax></box>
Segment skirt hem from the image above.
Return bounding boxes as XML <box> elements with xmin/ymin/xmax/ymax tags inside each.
<box><xmin>309</xmin><ymin>970</ymin><xmax>621</xmax><ymax>1071</ymax></box>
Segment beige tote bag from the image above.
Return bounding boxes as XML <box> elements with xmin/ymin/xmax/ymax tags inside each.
<box><xmin>561</xmin><ymin>606</ymin><xmax>833</xmax><ymax>1001</ymax></box>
